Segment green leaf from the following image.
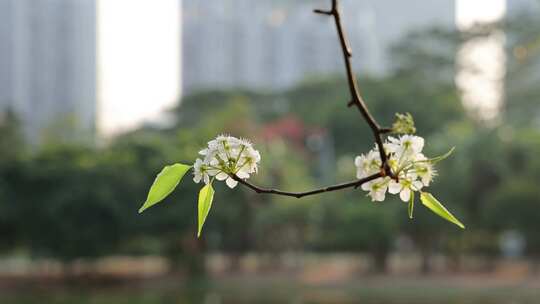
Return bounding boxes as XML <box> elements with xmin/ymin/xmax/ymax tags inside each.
<box><xmin>197</xmin><ymin>182</ymin><xmax>215</xmax><ymax>238</ymax></box>
<box><xmin>420</xmin><ymin>192</ymin><xmax>465</xmax><ymax>229</ymax></box>
<box><xmin>408</xmin><ymin>191</ymin><xmax>415</xmax><ymax>219</ymax></box>
<box><xmin>138</xmin><ymin>163</ymin><xmax>192</xmax><ymax>213</ymax></box>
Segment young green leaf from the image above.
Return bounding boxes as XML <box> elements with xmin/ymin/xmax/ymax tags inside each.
<box><xmin>139</xmin><ymin>163</ymin><xmax>192</xmax><ymax>213</ymax></box>
<box><xmin>429</xmin><ymin>147</ymin><xmax>455</xmax><ymax>164</ymax></box>
<box><xmin>408</xmin><ymin>191</ymin><xmax>415</xmax><ymax>219</ymax></box>
<box><xmin>197</xmin><ymin>182</ymin><xmax>215</xmax><ymax>238</ymax></box>
<box><xmin>391</xmin><ymin>112</ymin><xmax>416</xmax><ymax>134</ymax></box>
<box><xmin>420</xmin><ymin>192</ymin><xmax>465</xmax><ymax>229</ymax></box>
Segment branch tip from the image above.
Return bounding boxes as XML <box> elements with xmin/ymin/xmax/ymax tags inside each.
<box><xmin>313</xmin><ymin>9</ymin><xmax>333</xmax><ymax>15</ymax></box>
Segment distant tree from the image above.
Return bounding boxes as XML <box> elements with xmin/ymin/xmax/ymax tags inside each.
<box><xmin>0</xmin><ymin>110</ymin><xmax>25</xmax><ymax>251</ymax></box>
<box><xmin>0</xmin><ymin>109</ymin><xmax>25</xmax><ymax>162</ymax></box>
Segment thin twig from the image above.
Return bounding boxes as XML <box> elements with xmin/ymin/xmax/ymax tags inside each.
<box><xmin>232</xmin><ymin>173</ymin><xmax>383</xmax><ymax>199</ymax></box>
<box><xmin>315</xmin><ymin>0</ymin><xmax>393</xmax><ymax>177</ymax></box>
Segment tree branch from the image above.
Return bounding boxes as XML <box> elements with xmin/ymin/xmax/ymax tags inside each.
<box><xmin>315</xmin><ymin>0</ymin><xmax>393</xmax><ymax>177</ymax></box>
<box><xmin>232</xmin><ymin>0</ymin><xmax>394</xmax><ymax>199</ymax></box>
<box><xmin>232</xmin><ymin>173</ymin><xmax>383</xmax><ymax>199</ymax></box>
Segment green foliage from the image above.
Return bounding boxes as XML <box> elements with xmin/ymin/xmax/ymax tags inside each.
<box><xmin>0</xmin><ymin>109</ymin><xmax>25</xmax><ymax>163</ymax></box>
<box><xmin>139</xmin><ymin>163</ymin><xmax>191</xmax><ymax>213</ymax></box>
<box><xmin>8</xmin><ymin>146</ymin><xmax>127</xmax><ymax>260</ymax></box>
<box><xmin>197</xmin><ymin>182</ymin><xmax>215</xmax><ymax>238</ymax></box>
<box><xmin>420</xmin><ymin>192</ymin><xmax>465</xmax><ymax>229</ymax></box>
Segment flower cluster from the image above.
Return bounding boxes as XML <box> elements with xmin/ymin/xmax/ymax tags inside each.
<box><xmin>355</xmin><ymin>135</ymin><xmax>436</xmax><ymax>202</ymax></box>
<box><xmin>193</xmin><ymin>135</ymin><xmax>261</xmax><ymax>189</ymax></box>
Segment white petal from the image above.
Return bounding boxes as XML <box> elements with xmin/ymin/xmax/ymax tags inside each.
<box><xmin>206</xmin><ymin>168</ymin><xmax>219</xmax><ymax>176</ymax></box>
<box><xmin>193</xmin><ymin>174</ymin><xmax>202</xmax><ymax>184</ymax></box>
<box><xmin>413</xmin><ymin>136</ymin><xmax>425</xmax><ymax>153</ymax></box>
<box><xmin>415</xmin><ymin>153</ymin><xmax>427</xmax><ymax>161</ymax></box>
<box><xmin>388</xmin><ymin>136</ymin><xmax>399</xmax><ymax>144</ymax></box>
<box><xmin>406</xmin><ymin>171</ymin><xmax>418</xmax><ymax>180</ymax></box>
<box><xmin>228</xmin><ymin>149</ymin><xmax>240</xmax><ymax>161</ymax></box>
<box><xmin>252</xmin><ymin>150</ymin><xmax>261</xmax><ymax>162</ymax></box>
<box><xmin>209</xmin><ymin>158</ymin><xmax>219</xmax><ymax>166</ymax></box>
<box><xmin>372</xmin><ymin>190</ymin><xmax>386</xmax><ymax>202</ymax></box>
<box><xmin>216</xmin><ymin>172</ymin><xmax>228</xmax><ymax>181</ymax></box>
<box><xmin>193</xmin><ymin>158</ymin><xmax>202</xmax><ymax>169</ymax></box>
<box><xmin>356</xmin><ymin>168</ymin><xmax>367</xmax><ymax>179</ymax></box>
<box><xmin>203</xmin><ymin>174</ymin><xmax>210</xmax><ymax>184</ymax></box>
<box><xmin>225</xmin><ymin>177</ymin><xmax>238</xmax><ymax>188</ymax></box>
<box><xmin>388</xmin><ymin>180</ymin><xmax>402</xmax><ymax>194</ymax></box>
<box><xmin>361</xmin><ymin>181</ymin><xmax>372</xmax><ymax>191</ymax></box>
<box><xmin>236</xmin><ymin>170</ymin><xmax>250</xmax><ymax>179</ymax></box>
<box><xmin>399</xmin><ymin>188</ymin><xmax>411</xmax><ymax>202</ymax></box>
<box><xmin>387</xmin><ymin>144</ymin><xmax>399</xmax><ymax>154</ymax></box>
<box><xmin>413</xmin><ymin>180</ymin><xmax>424</xmax><ymax>191</ymax></box>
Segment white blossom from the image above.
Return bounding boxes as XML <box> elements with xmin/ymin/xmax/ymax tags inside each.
<box><xmin>193</xmin><ymin>158</ymin><xmax>210</xmax><ymax>184</ymax></box>
<box><xmin>389</xmin><ymin>178</ymin><xmax>423</xmax><ymax>202</ymax></box>
<box><xmin>193</xmin><ymin>135</ymin><xmax>261</xmax><ymax>189</ymax></box>
<box><xmin>413</xmin><ymin>154</ymin><xmax>437</xmax><ymax>187</ymax></box>
<box><xmin>387</xmin><ymin>135</ymin><xmax>424</xmax><ymax>159</ymax></box>
<box><xmin>361</xmin><ymin>177</ymin><xmax>390</xmax><ymax>202</ymax></box>
<box><xmin>354</xmin><ymin>135</ymin><xmax>438</xmax><ymax>202</ymax></box>
<box><xmin>354</xmin><ymin>150</ymin><xmax>380</xmax><ymax>179</ymax></box>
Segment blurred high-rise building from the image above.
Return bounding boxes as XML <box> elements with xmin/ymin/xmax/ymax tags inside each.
<box><xmin>455</xmin><ymin>0</ymin><xmax>539</xmax><ymax>122</ymax></box>
<box><xmin>507</xmin><ymin>0</ymin><xmax>540</xmax><ymax>14</ymax></box>
<box><xmin>0</xmin><ymin>0</ymin><xmax>182</xmax><ymax>143</ymax></box>
<box><xmin>181</xmin><ymin>0</ymin><xmax>456</xmax><ymax>95</ymax></box>
<box><xmin>0</xmin><ymin>0</ymin><xmax>96</xmax><ymax>144</ymax></box>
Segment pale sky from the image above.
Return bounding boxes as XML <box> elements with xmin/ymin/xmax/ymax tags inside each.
<box><xmin>97</xmin><ymin>0</ymin><xmax>181</xmax><ymax>137</ymax></box>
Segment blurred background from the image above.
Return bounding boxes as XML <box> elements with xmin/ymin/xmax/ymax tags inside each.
<box><xmin>1</xmin><ymin>0</ymin><xmax>540</xmax><ymax>303</ymax></box>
